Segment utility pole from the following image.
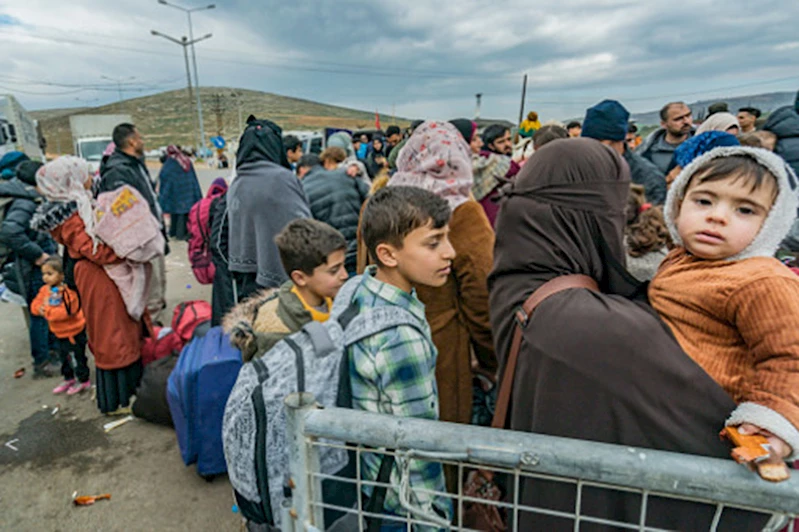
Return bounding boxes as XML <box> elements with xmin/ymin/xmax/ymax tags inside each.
<box><xmin>211</xmin><ymin>92</ymin><xmax>226</xmax><ymax>136</ymax></box>
<box><xmin>158</xmin><ymin>0</ymin><xmax>216</xmax><ymax>156</ymax></box>
<box><xmin>475</xmin><ymin>93</ymin><xmax>483</xmax><ymax>120</ymax></box>
<box><xmin>101</xmin><ymin>75</ymin><xmax>135</xmax><ymax>105</ymax></box>
<box><xmin>231</xmin><ymin>91</ymin><xmax>243</xmax><ymax>134</ymax></box>
<box><xmin>151</xmin><ymin>29</ymin><xmax>211</xmax><ymax>152</ymax></box>
<box><xmin>515</xmin><ymin>74</ymin><xmax>528</xmax><ymax>143</ymax></box>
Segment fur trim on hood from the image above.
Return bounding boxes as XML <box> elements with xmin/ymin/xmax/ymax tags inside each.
<box><xmin>664</xmin><ymin>146</ymin><xmax>799</xmax><ymax>261</ymax></box>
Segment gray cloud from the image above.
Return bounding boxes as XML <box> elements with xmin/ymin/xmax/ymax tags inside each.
<box><xmin>1</xmin><ymin>0</ymin><xmax>797</xmax><ymax>123</ymax></box>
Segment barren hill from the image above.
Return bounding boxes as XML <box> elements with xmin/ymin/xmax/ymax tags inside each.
<box><xmin>32</xmin><ymin>87</ymin><xmax>409</xmax><ymax>155</ymax></box>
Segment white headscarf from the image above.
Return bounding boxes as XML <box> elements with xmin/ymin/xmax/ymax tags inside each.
<box><xmin>695</xmin><ymin>112</ymin><xmax>740</xmax><ymax>135</ymax></box>
<box><xmin>36</xmin><ymin>156</ymin><xmax>97</xmax><ymax>247</ymax></box>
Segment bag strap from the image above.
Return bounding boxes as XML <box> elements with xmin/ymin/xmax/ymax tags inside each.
<box><xmin>364</xmin><ymin>453</ymin><xmax>396</xmax><ymax>532</ymax></box>
<box><xmin>491</xmin><ymin>274</ymin><xmax>598</xmax><ymax>430</ymax></box>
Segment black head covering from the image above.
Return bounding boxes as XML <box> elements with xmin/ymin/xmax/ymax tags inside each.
<box><xmin>236</xmin><ymin>116</ymin><xmax>290</xmax><ymax>169</ymax></box>
<box><xmin>449</xmin><ymin>118</ymin><xmax>474</xmax><ymax>142</ymax></box>
<box><xmin>16</xmin><ymin>160</ymin><xmax>44</xmax><ymax>187</ymax></box>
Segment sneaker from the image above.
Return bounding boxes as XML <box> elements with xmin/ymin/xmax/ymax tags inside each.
<box><xmin>53</xmin><ymin>379</ymin><xmax>76</xmax><ymax>394</ymax></box>
<box><xmin>105</xmin><ymin>405</ymin><xmax>133</xmax><ymax>416</ymax></box>
<box><xmin>32</xmin><ymin>361</ymin><xmax>60</xmax><ymax>379</ymax></box>
<box><xmin>66</xmin><ymin>381</ymin><xmax>91</xmax><ymax>396</ymax></box>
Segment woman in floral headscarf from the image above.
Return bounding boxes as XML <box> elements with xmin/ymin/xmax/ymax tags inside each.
<box><xmin>31</xmin><ymin>156</ymin><xmax>148</xmax><ymax>415</ymax></box>
<box><xmin>388</xmin><ymin>121</ymin><xmax>498</xmax><ymax>430</ymax></box>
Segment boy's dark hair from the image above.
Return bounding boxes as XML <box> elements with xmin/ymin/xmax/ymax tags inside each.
<box><xmin>42</xmin><ymin>256</ymin><xmax>64</xmax><ymax>274</ymax></box>
<box><xmin>283</xmin><ymin>135</ymin><xmax>302</xmax><ymax>152</ymax></box>
<box><xmin>297</xmin><ymin>153</ymin><xmax>320</xmax><ymax>169</ymax></box>
<box><xmin>386</xmin><ymin>125</ymin><xmax>401</xmax><ymax>137</ymax></box>
<box><xmin>738</xmin><ymin>107</ymin><xmax>762</xmax><ymax>118</ymax></box>
<box><xmin>112</xmin><ymin>123</ymin><xmax>137</xmax><ymax>150</ymax></box>
<box><xmin>361</xmin><ymin>186</ymin><xmax>451</xmax><ymax>267</ymax></box>
<box><xmin>533</xmin><ymin>125</ymin><xmax>568</xmax><ymax>150</ymax></box>
<box><xmin>566</xmin><ymin>121</ymin><xmax>581</xmax><ymax>130</ymax></box>
<box><xmin>319</xmin><ymin>147</ymin><xmax>347</xmax><ymax>165</ymax></box>
<box><xmin>275</xmin><ymin>219</ymin><xmax>346</xmax><ymax>276</ymax></box>
<box><xmin>736</xmin><ymin>133</ymin><xmax>763</xmax><ymax>148</ymax></box>
<box><xmin>627</xmin><ymin>122</ymin><xmax>638</xmax><ymax>134</ymax></box>
<box><xmin>482</xmin><ymin>124</ymin><xmax>509</xmax><ymax>146</ymax></box>
<box><xmin>689</xmin><ymin>154</ymin><xmax>777</xmax><ymax>195</ymax></box>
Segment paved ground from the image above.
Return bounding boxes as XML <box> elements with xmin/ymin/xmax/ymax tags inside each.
<box><xmin>0</xmin><ymin>166</ymin><xmax>241</xmax><ymax>531</ymax></box>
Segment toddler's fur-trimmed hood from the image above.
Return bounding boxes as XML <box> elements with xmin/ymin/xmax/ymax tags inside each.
<box><xmin>664</xmin><ymin>146</ymin><xmax>799</xmax><ymax>261</ymax></box>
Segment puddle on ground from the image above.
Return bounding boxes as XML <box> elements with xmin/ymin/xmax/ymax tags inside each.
<box><xmin>0</xmin><ymin>409</ymin><xmax>109</xmax><ymax>469</ymax></box>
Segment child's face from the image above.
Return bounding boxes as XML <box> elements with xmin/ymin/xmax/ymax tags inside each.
<box><xmin>298</xmin><ymin>249</ymin><xmax>349</xmax><ymax>300</ymax></box>
<box><xmin>676</xmin><ymin>173</ymin><xmax>777</xmax><ymax>260</ymax></box>
<box><xmin>41</xmin><ymin>265</ymin><xmax>63</xmax><ymax>287</ymax></box>
<box><xmin>390</xmin><ymin>221</ymin><xmax>456</xmax><ymax>288</ymax></box>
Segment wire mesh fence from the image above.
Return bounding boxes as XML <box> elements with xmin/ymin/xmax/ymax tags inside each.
<box><xmin>281</xmin><ymin>393</ymin><xmax>799</xmax><ymax>531</ymax></box>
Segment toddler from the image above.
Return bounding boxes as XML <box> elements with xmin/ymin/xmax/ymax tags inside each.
<box><xmin>31</xmin><ymin>257</ymin><xmax>90</xmax><ymax>395</ymax></box>
<box><xmin>649</xmin><ymin>146</ymin><xmax>799</xmax><ymax>469</ymax></box>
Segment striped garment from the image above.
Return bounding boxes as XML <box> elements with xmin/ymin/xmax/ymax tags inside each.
<box><xmin>348</xmin><ymin>266</ymin><xmax>452</xmax><ymax>523</ymax></box>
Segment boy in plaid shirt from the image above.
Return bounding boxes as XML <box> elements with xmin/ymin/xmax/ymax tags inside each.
<box><xmin>349</xmin><ymin>186</ymin><xmax>456</xmax><ymax>526</ymax></box>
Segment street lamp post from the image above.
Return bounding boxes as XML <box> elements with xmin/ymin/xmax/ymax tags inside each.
<box><xmin>157</xmin><ymin>0</ymin><xmax>215</xmax><ymax>156</ymax></box>
<box><xmin>151</xmin><ymin>30</ymin><xmax>211</xmax><ymax>150</ymax></box>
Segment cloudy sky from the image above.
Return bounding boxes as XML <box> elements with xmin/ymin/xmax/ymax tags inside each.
<box><xmin>1</xmin><ymin>0</ymin><xmax>798</xmax><ymax>122</ymax></box>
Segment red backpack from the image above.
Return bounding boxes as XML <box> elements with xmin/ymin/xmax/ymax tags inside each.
<box><xmin>172</xmin><ymin>300</ymin><xmax>212</xmax><ymax>343</ymax></box>
<box><xmin>187</xmin><ymin>180</ymin><xmax>227</xmax><ymax>284</ymax></box>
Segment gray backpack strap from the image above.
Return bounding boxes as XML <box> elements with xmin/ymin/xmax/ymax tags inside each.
<box><xmin>302</xmin><ymin>321</ymin><xmax>337</xmax><ymax>358</ymax></box>
<box><xmin>343</xmin><ymin>306</ymin><xmax>424</xmax><ymax>347</ymax></box>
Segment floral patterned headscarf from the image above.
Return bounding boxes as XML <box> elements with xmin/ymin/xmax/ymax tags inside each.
<box><xmin>36</xmin><ymin>155</ymin><xmax>97</xmax><ymax>246</ymax></box>
<box><xmin>389</xmin><ymin>120</ymin><xmax>473</xmax><ymax>210</ymax></box>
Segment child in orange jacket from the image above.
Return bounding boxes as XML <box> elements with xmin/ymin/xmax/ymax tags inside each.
<box><xmin>31</xmin><ymin>257</ymin><xmax>90</xmax><ymax>395</ymax></box>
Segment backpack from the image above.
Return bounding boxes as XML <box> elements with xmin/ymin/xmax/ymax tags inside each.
<box><xmin>172</xmin><ymin>300</ymin><xmax>212</xmax><ymax>343</ymax></box>
<box><xmin>222</xmin><ymin>275</ymin><xmax>423</xmax><ymax>528</ymax></box>
<box><xmin>187</xmin><ymin>182</ymin><xmax>227</xmax><ymax>284</ymax></box>
<box><xmin>133</xmin><ymin>351</ymin><xmax>179</xmax><ymax>426</ymax></box>
<box><xmin>141</xmin><ymin>326</ymin><xmax>185</xmax><ymax>367</ymax></box>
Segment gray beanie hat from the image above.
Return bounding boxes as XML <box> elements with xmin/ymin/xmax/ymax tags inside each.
<box><xmin>664</xmin><ymin>146</ymin><xmax>799</xmax><ymax>261</ymax></box>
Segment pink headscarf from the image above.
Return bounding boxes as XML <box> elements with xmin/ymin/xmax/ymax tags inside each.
<box><xmin>36</xmin><ymin>156</ymin><xmax>98</xmax><ymax>247</ymax></box>
<box><xmin>389</xmin><ymin>121</ymin><xmax>473</xmax><ymax>210</ymax></box>
<box><xmin>166</xmin><ymin>145</ymin><xmax>192</xmax><ymax>172</ymax></box>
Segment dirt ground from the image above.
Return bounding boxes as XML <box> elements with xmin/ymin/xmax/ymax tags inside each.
<box><xmin>0</xmin><ymin>169</ymin><xmax>241</xmax><ymax>531</ymax></box>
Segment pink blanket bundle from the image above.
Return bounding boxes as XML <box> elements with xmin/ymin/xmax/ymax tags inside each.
<box><xmin>95</xmin><ymin>186</ymin><xmax>165</xmax><ymax>320</ymax></box>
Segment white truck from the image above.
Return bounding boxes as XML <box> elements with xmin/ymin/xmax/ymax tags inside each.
<box><xmin>69</xmin><ymin>114</ymin><xmax>132</xmax><ymax>174</ymax></box>
<box><xmin>0</xmin><ymin>94</ymin><xmax>44</xmax><ymax>162</ymax></box>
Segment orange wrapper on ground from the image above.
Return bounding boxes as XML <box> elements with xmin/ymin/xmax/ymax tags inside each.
<box><xmin>73</xmin><ymin>494</ymin><xmax>111</xmax><ymax>506</ymax></box>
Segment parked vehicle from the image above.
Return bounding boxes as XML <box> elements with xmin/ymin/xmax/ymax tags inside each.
<box><xmin>69</xmin><ymin>114</ymin><xmax>132</xmax><ymax>174</ymax></box>
<box><xmin>0</xmin><ymin>95</ymin><xmax>44</xmax><ymax>161</ymax></box>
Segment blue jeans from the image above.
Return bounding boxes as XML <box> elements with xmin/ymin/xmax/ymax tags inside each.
<box><xmin>26</xmin><ymin>268</ymin><xmax>51</xmax><ymax>366</ymax></box>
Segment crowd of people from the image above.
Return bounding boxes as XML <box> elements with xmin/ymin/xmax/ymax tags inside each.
<box><xmin>1</xmin><ymin>90</ymin><xmax>799</xmax><ymax>529</ymax></box>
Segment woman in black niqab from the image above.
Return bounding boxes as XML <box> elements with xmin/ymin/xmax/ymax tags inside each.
<box><xmin>488</xmin><ymin>138</ymin><xmax>767</xmax><ymax>531</ymax></box>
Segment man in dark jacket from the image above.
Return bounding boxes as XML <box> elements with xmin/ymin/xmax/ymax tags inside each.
<box><xmin>98</xmin><ymin>123</ymin><xmax>168</xmax><ymax>322</ymax></box>
<box><xmin>636</xmin><ymin>102</ymin><xmax>694</xmax><ymax>174</ymax></box>
<box><xmin>301</xmin><ymin>154</ymin><xmax>369</xmax><ymax>275</ymax></box>
<box><xmin>764</xmin><ymin>94</ymin><xmax>799</xmax><ymax>251</ymax></box>
<box><xmin>0</xmin><ymin>160</ymin><xmax>58</xmax><ymax>377</ymax></box>
<box><xmin>581</xmin><ymin>99</ymin><xmax>667</xmax><ymax>204</ymax></box>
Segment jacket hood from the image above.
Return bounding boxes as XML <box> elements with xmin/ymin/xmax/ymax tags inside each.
<box><xmin>664</xmin><ymin>146</ymin><xmax>799</xmax><ymax>261</ymax></box>
<box><xmin>0</xmin><ymin>177</ymin><xmax>39</xmax><ymax>201</ymax></box>
<box><xmin>764</xmin><ymin>106</ymin><xmax>799</xmax><ymax>139</ymax></box>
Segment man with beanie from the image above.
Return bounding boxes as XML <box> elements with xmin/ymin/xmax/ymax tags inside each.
<box><xmin>0</xmin><ymin>160</ymin><xmax>58</xmax><ymax>377</ymax></box>
<box><xmin>582</xmin><ymin>99</ymin><xmax>667</xmax><ymax>204</ymax></box>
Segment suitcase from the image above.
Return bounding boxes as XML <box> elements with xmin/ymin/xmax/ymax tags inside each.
<box><xmin>167</xmin><ymin>326</ymin><xmax>242</xmax><ymax>478</ymax></box>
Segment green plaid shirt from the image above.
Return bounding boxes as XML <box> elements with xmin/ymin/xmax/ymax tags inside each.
<box><xmin>348</xmin><ymin>267</ymin><xmax>451</xmax><ymax>524</ymax></box>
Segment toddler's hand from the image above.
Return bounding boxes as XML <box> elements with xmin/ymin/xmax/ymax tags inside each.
<box><xmin>737</xmin><ymin>423</ymin><xmax>792</xmax><ymax>459</ymax></box>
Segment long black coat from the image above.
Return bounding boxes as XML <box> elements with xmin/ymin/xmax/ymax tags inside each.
<box><xmin>0</xmin><ymin>178</ymin><xmax>56</xmax><ymax>266</ymax></box>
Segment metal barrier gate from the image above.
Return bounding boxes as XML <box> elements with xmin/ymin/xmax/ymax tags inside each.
<box><xmin>282</xmin><ymin>393</ymin><xmax>799</xmax><ymax>531</ymax></box>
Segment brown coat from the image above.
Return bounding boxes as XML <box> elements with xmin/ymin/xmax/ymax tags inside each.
<box><xmin>649</xmin><ymin>247</ymin><xmax>799</xmax><ymax>429</ymax></box>
<box><xmin>358</xmin><ymin>200</ymin><xmax>497</xmax><ymax>424</ymax></box>
<box><xmin>50</xmin><ymin>213</ymin><xmax>146</xmax><ymax>370</ymax></box>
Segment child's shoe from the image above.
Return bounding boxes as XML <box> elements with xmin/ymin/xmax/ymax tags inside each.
<box><xmin>66</xmin><ymin>380</ymin><xmax>91</xmax><ymax>396</ymax></box>
<box><xmin>53</xmin><ymin>379</ymin><xmax>75</xmax><ymax>394</ymax></box>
